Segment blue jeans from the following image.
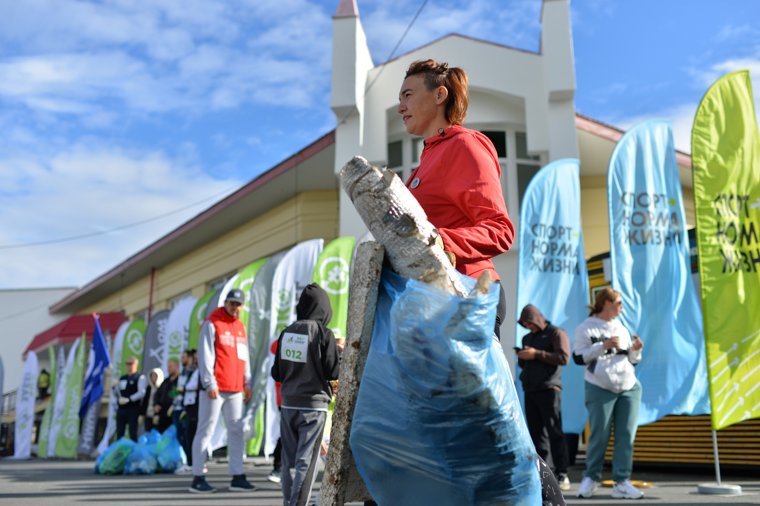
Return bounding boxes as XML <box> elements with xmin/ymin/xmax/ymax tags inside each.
<box><xmin>584</xmin><ymin>381</ymin><xmax>642</xmax><ymax>482</ymax></box>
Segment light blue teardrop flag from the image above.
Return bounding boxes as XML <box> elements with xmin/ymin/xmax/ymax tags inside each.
<box><xmin>607</xmin><ymin>120</ymin><xmax>710</xmax><ymax>424</ymax></box>
<box><xmin>516</xmin><ymin>158</ymin><xmax>589</xmax><ymax>433</ymax></box>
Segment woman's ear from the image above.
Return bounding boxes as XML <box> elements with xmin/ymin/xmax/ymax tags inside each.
<box><xmin>435</xmin><ymin>85</ymin><xmax>449</xmax><ymax>105</ymax></box>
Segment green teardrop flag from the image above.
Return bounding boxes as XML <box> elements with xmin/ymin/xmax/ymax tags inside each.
<box><xmin>692</xmin><ymin>70</ymin><xmax>760</xmax><ymax>430</ymax></box>
<box><xmin>120</xmin><ymin>319</ymin><xmax>145</xmax><ymax>376</ymax></box>
<box><xmin>312</xmin><ymin>236</ymin><xmax>356</xmax><ymax>343</ymax></box>
<box><xmin>188</xmin><ymin>290</ymin><xmax>215</xmax><ymax>351</ymax></box>
<box><xmin>54</xmin><ymin>335</ymin><xmax>87</xmax><ymax>458</ymax></box>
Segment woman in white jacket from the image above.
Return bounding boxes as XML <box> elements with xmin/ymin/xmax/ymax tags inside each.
<box><xmin>573</xmin><ymin>287</ymin><xmax>644</xmax><ymax>500</ymax></box>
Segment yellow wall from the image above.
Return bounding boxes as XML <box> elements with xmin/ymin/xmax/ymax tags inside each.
<box><xmin>581</xmin><ymin>176</ymin><xmax>697</xmax><ymax>259</ymax></box>
<box><xmin>84</xmin><ymin>190</ymin><xmax>338</xmax><ymax>316</ymax></box>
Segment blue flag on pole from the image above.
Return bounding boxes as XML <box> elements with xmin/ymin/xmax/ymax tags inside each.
<box><xmin>607</xmin><ymin>120</ymin><xmax>710</xmax><ymax>425</ymax></box>
<box><xmin>79</xmin><ymin>314</ymin><xmax>111</xmax><ymax>418</ymax></box>
<box><xmin>515</xmin><ymin>159</ymin><xmax>589</xmax><ymax>434</ymax></box>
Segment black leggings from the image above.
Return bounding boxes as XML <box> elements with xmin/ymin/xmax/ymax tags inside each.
<box><xmin>494</xmin><ymin>282</ymin><xmax>506</xmax><ymax>340</ymax></box>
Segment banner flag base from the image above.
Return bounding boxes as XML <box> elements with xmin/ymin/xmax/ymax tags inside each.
<box><xmin>697</xmin><ymin>483</ymin><xmax>742</xmax><ymax>496</ymax></box>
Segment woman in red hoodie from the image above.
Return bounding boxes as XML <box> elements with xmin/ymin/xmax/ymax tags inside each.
<box><xmin>399</xmin><ymin>59</ymin><xmax>514</xmax><ymax>339</ymax></box>
<box><xmin>398</xmin><ymin>59</ymin><xmax>564</xmax><ymax>505</ymax></box>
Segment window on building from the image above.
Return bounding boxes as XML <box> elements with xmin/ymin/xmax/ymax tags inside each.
<box><xmin>517</xmin><ymin>163</ymin><xmax>543</xmax><ymax>204</ymax></box>
<box><xmin>481</xmin><ymin>130</ymin><xmax>507</xmax><ymax>158</ymax></box>
<box><xmin>514</xmin><ymin>131</ymin><xmax>542</xmax><ymax>204</ymax></box>
<box><xmin>387</xmin><ymin>140</ymin><xmax>403</xmax><ymax>168</ymax></box>
<box><xmin>516</xmin><ymin>131</ymin><xmax>540</xmax><ymax>161</ymax></box>
<box><xmin>411</xmin><ymin>137</ymin><xmax>424</xmax><ymax>164</ymax></box>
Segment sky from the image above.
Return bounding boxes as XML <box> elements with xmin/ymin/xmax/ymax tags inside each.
<box><xmin>1</xmin><ymin>0</ymin><xmax>759</xmax><ymax>290</ymax></box>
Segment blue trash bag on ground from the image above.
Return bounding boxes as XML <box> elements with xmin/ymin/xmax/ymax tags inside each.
<box><xmin>124</xmin><ymin>441</ymin><xmax>158</xmax><ymax>475</ymax></box>
<box><xmin>138</xmin><ymin>428</ymin><xmax>161</xmax><ymax>446</ymax></box>
<box><xmin>155</xmin><ymin>425</ymin><xmax>187</xmax><ymax>472</ymax></box>
<box><xmin>350</xmin><ymin>269</ymin><xmax>541</xmax><ymax>505</ymax></box>
<box><xmin>95</xmin><ymin>437</ymin><xmax>137</xmax><ymax>475</ymax></box>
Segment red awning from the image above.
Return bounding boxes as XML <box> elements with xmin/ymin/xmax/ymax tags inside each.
<box><xmin>25</xmin><ymin>312</ymin><xmax>127</xmax><ymax>354</ymax></box>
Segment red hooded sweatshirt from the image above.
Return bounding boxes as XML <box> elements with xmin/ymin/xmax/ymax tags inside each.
<box><xmin>407</xmin><ymin>125</ymin><xmax>514</xmax><ymax>281</ymax></box>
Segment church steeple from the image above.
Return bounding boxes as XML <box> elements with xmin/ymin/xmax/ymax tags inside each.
<box><xmin>334</xmin><ymin>0</ymin><xmax>359</xmax><ymax>18</ymax></box>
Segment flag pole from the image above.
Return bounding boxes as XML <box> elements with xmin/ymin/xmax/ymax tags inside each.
<box><xmin>696</xmin><ymin>428</ymin><xmax>741</xmax><ymax>495</ymax></box>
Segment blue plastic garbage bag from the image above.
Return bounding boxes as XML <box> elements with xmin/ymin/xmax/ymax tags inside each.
<box><xmin>124</xmin><ymin>441</ymin><xmax>158</xmax><ymax>475</ymax></box>
<box><xmin>155</xmin><ymin>425</ymin><xmax>187</xmax><ymax>472</ymax></box>
<box><xmin>138</xmin><ymin>428</ymin><xmax>161</xmax><ymax>446</ymax></box>
<box><xmin>350</xmin><ymin>269</ymin><xmax>541</xmax><ymax>505</ymax></box>
<box><xmin>95</xmin><ymin>437</ymin><xmax>136</xmax><ymax>475</ymax></box>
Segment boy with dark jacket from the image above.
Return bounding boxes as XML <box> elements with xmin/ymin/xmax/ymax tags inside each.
<box><xmin>517</xmin><ymin>303</ymin><xmax>571</xmax><ymax>490</ymax></box>
<box><xmin>271</xmin><ymin>283</ymin><xmax>340</xmax><ymax>506</ymax></box>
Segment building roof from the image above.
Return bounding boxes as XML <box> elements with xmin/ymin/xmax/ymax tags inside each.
<box><xmin>25</xmin><ymin>311</ymin><xmax>126</xmax><ymax>354</ymax></box>
<box><xmin>50</xmin><ymin>130</ymin><xmax>336</xmax><ymax>315</ymax></box>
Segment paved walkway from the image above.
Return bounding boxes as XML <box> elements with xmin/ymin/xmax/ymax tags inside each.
<box><xmin>0</xmin><ymin>457</ymin><xmax>759</xmax><ymax>505</ymax></box>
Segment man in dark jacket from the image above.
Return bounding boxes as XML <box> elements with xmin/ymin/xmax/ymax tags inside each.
<box><xmin>271</xmin><ymin>283</ymin><xmax>340</xmax><ymax>506</ymax></box>
<box><xmin>517</xmin><ymin>304</ymin><xmax>571</xmax><ymax>491</ymax></box>
<box><xmin>116</xmin><ymin>357</ymin><xmax>147</xmax><ymax>441</ymax></box>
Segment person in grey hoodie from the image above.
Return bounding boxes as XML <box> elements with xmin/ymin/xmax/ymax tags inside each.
<box><xmin>271</xmin><ymin>283</ymin><xmax>340</xmax><ymax>506</ymax></box>
<box><xmin>517</xmin><ymin>304</ymin><xmax>571</xmax><ymax>491</ymax></box>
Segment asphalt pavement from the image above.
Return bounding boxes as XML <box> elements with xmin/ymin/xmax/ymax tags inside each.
<box><xmin>0</xmin><ymin>456</ymin><xmax>759</xmax><ymax>505</ymax></box>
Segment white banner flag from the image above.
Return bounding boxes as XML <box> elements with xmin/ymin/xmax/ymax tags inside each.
<box><xmin>265</xmin><ymin>239</ymin><xmax>323</xmax><ymax>457</ymax></box>
<box><xmin>163</xmin><ymin>296</ymin><xmax>198</xmax><ymax>374</ymax></box>
<box><xmin>13</xmin><ymin>351</ymin><xmax>38</xmax><ymax>459</ymax></box>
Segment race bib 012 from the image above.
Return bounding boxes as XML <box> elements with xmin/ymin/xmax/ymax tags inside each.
<box><xmin>281</xmin><ymin>332</ymin><xmax>308</xmax><ymax>363</ymax></box>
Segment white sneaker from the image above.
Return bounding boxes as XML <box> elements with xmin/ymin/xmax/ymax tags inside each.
<box><xmin>267</xmin><ymin>470</ymin><xmax>281</xmax><ymax>484</ymax></box>
<box><xmin>174</xmin><ymin>464</ymin><xmax>192</xmax><ymax>475</ymax></box>
<box><xmin>612</xmin><ymin>479</ymin><xmax>644</xmax><ymax>499</ymax></box>
<box><xmin>557</xmin><ymin>473</ymin><xmax>571</xmax><ymax>491</ymax></box>
<box><xmin>577</xmin><ymin>476</ymin><xmax>599</xmax><ymax>498</ymax></box>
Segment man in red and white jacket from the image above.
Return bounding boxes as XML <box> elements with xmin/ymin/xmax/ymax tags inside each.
<box><xmin>189</xmin><ymin>288</ymin><xmax>255</xmax><ymax>494</ymax></box>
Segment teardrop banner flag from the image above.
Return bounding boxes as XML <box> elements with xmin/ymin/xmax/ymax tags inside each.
<box><xmin>47</xmin><ymin>346</ymin><xmax>66</xmax><ymax>457</ymax></box>
<box><xmin>265</xmin><ymin>239</ymin><xmax>323</xmax><ymax>457</ymax></box>
<box><xmin>312</xmin><ymin>236</ymin><xmax>355</xmax><ymax>343</ymax></box>
<box><xmin>163</xmin><ymin>296</ymin><xmax>198</xmax><ymax>372</ymax></box>
<box><xmin>188</xmin><ymin>290</ymin><xmax>215</xmax><ymax>351</ymax></box>
<box><xmin>37</xmin><ymin>346</ymin><xmax>57</xmax><ymax>457</ymax></box>
<box><xmin>97</xmin><ymin>320</ymin><xmax>129</xmax><ymax>454</ymax></box>
<box><xmin>608</xmin><ymin>120</ymin><xmax>710</xmax><ymax>424</ymax></box>
<box><xmin>234</xmin><ymin>258</ymin><xmax>269</xmax><ymax>331</ymax></box>
<box><xmin>246</xmin><ymin>251</ymin><xmax>286</xmax><ymax>455</ymax></box>
<box><xmin>54</xmin><ymin>335</ymin><xmax>87</xmax><ymax>458</ymax></box>
<box><xmin>13</xmin><ymin>351</ymin><xmax>38</xmax><ymax>459</ymax></box>
<box><xmin>692</xmin><ymin>70</ymin><xmax>760</xmax><ymax>430</ymax></box>
<box><xmin>121</xmin><ymin>319</ymin><xmax>145</xmax><ymax>374</ymax></box>
<box><xmin>78</xmin><ymin>315</ymin><xmax>113</xmax><ymax>455</ymax></box>
<box><xmin>142</xmin><ymin>310</ymin><xmax>170</xmax><ymax>374</ymax></box>
<box><xmin>515</xmin><ymin>159</ymin><xmax>589</xmax><ymax>433</ymax></box>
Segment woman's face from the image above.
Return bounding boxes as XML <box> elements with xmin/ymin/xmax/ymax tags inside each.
<box><xmin>398</xmin><ymin>74</ymin><xmax>445</xmax><ymax>138</ymax></box>
<box><xmin>606</xmin><ymin>297</ymin><xmax>623</xmax><ymax>317</ymax></box>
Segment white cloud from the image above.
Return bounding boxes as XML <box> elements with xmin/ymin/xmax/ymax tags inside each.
<box><xmin>0</xmin><ymin>0</ymin><xmax>332</xmax><ymax>117</ymax></box>
<box><xmin>0</xmin><ymin>142</ymin><xmax>241</xmax><ymax>288</ymax></box>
